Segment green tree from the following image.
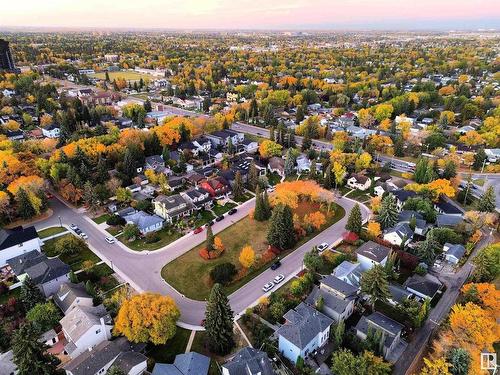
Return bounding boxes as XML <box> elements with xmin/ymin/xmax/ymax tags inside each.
<box><xmin>20</xmin><ymin>276</ymin><xmax>45</xmax><ymax>311</ymax></box>
<box><xmin>303</xmin><ymin>247</ymin><xmax>323</xmax><ymax>272</ymax></box>
<box><xmin>417</xmin><ymin>231</ymin><xmax>441</xmax><ymax>265</ymax></box>
<box><xmin>284</xmin><ymin>148</ymin><xmax>296</xmax><ymax>177</ymax></box>
<box><xmin>377</xmin><ymin>194</ymin><xmax>399</xmax><ymax>229</ymax></box>
<box><xmin>442</xmin><ymin>160</ymin><xmax>457</xmax><ymax>179</ymax></box>
<box><xmin>205</xmin><ymin>283</ymin><xmax>234</xmax><ymax>355</ymax></box>
<box><xmin>205</xmin><ymin>224</ymin><xmax>214</xmax><ymax>252</ymax></box>
<box><xmin>333</xmin><ymin>320</ymin><xmax>345</xmax><ymax>348</ymax></box>
<box><xmin>122</xmin><ymin>224</ymin><xmax>140</xmax><ymax>240</ymax></box>
<box><xmin>447</xmin><ymin>348</ymin><xmax>471</xmax><ymax>375</ymax></box>
<box><xmin>360</xmin><ymin>265</ymin><xmax>390</xmax><ymax>308</ymax></box>
<box><xmin>55</xmin><ymin>235</ymin><xmax>87</xmax><ymax>256</ymax></box>
<box><xmin>345</xmin><ymin>204</ymin><xmax>362</xmax><ymax>234</ymax></box>
<box><xmin>472</xmin><ymin>244</ymin><xmax>500</xmax><ymax>282</ymax></box>
<box><xmin>330</xmin><ymin>349</ymin><xmax>391</xmax><ymax>375</ymax></box>
<box><xmin>267</xmin><ymin>204</ymin><xmax>295</xmax><ymax>250</ymax></box>
<box><xmin>107</xmin><ymin>366</ymin><xmax>125</xmax><ymax>375</ymax></box>
<box><xmin>476</xmin><ymin>186</ymin><xmax>496</xmax><ymax>212</ymax></box>
<box><xmin>324</xmin><ymin>164</ymin><xmax>332</xmax><ymax>189</ymax></box>
<box><xmin>12</xmin><ymin>323</ymin><xmax>57</xmax><ymax>375</ymax></box>
<box><xmin>232</xmin><ymin>171</ymin><xmax>244</xmax><ymax>200</ymax></box>
<box><xmin>16</xmin><ymin>187</ymin><xmax>36</xmax><ymax>219</ymax></box>
<box><xmin>261</xmin><ymin>189</ymin><xmax>272</xmax><ymax>219</ymax></box>
<box><xmin>414</xmin><ymin>158</ymin><xmax>433</xmax><ymax>184</ymax></box>
<box><xmin>26</xmin><ymin>302</ymin><xmax>60</xmax><ymax>332</ymax></box>
<box><xmin>83</xmin><ymin>181</ymin><xmax>99</xmax><ymax>211</ymax></box>
<box><xmin>472</xmin><ymin>148</ymin><xmax>487</xmax><ymax>171</ymax></box>
<box><xmin>248</xmin><ymin>162</ymin><xmax>259</xmax><ymax>191</ymax></box>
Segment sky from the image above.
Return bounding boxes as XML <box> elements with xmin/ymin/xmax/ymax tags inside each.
<box><xmin>1</xmin><ymin>0</ymin><xmax>499</xmax><ymax>30</ymax></box>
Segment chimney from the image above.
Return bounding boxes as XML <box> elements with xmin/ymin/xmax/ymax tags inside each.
<box><xmin>100</xmin><ymin>317</ymin><xmax>109</xmax><ymax>340</ymax></box>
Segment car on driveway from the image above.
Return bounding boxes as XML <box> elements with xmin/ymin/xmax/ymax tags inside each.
<box><xmin>228</xmin><ymin>208</ymin><xmax>238</xmax><ymax>215</ymax></box>
<box><xmin>274</xmin><ymin>274</ymin><xmax>285</xmax><ymax>284</ymax></box>
<box><xmin>105</xmin><ymin>236</ymin><xmax>115</xmax><ymax>244</ymax></box>
<box><xmin>262</xmin><ymin>282</ymin><xmax>274</xmax><ymax>292</ymax></box>
<box><xmin>317</xmin><ymin>242</ymin><xmax>329</xmax><ymax>252</ymax></box>
<box><xmin>79</xmin><ymin>232</ymin><xmax>88</xmax><ymax>240</ymax></box>
<box><xmin>193</xmin><ymin>227</ymin><xmax>204</xmax><ymax>234</ymax></box>
<box><xmin>70</xmin><ymin>224</ymin><xmax>78</xmax><ymax>231</ymax></box>
<box><xmin>215</xmin><ymin>215</ymin><xmax>224</xmax><ymax>222</ymax></box>
<box><xmin>270</xmin><ymin>260</ymin><xmax>281</xmax><ymax>270</ymax></box>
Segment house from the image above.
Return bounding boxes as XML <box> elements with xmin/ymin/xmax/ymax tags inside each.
<box><xmin>398</xmin><ymin>210</ymin><xmax>428</xmax><ymax>236</ymax></box>
<box><xmin>61</xmin><ymin>304</ymin><xmax>113</xmax><ymax>359</ymax></box>
<box><xmin>145</xmin><ymin>155</ymin><xmax>165</xmax><ymax>172</ymax></box>
<box><xmin>167</xmin><ymin>176</ymin><xmax>185</xmax><ymax>191</ymax></box>
<box><xmin>434</xmin><ymin>199</ymin><xmax>463</xmax><ymax>215</ymax></box>
<box><xmin>7</xmin><ymin>250</ymin><xmax>46</xmax><ymax>281</ymax></box>
<box><xmin>222</xmin><ymin>347</ymin><xmax>274</xmax><ymax>375</ymax></box>
<box><xmin>153</xmin><ymin>194</ymin><xmax>194</xmax><ymax>223</ymax></box>
<box><xmin>383</xmin><ymin>223</ymin><xmax>413</xmax><ymax>247</ymax></box>
<box><xmin>355</xmin><ymin>312</ymin><xmax>406</xmax><ymax>362</ymax></box>
<box><xmin>356</xmin><ymin>241</ymin><xmax>391</xmax><ymax>271</ymax></box>
<box><xmin>6</xmin><ymin>130</ymin><xmax>24</xmax><ymax>141</ymax></box>
<box><xmin>122</xmin><ymin>210</ymin><xmax>164</xmax><ymax>234</ymax></box>
<box><xmin>200</xmin><ymin>177</ymin><xmax>231</xmax><ymax>198</ymax></box>
<box><xmin>64</xmin><ymin>337</ymin><xmax>147</xmax><ymax>375</ymax></box>
<box><xmin>239</xmin><ymin>138</ymin><xmax>258</xmax><ymax>153</ymax></box>
<box><xmin>192</xmin><ymin>137</ymin><xmax>212</xmax><ymax>153</ymax></box>
<box><xmin>205</xmin><ymin>129</ymin><xmax>244</xmax><ymax>148</ymax></box>
<box><xmin>404</xmin><ymin>274</ymin><xmax>443</xmax><ymax>300</ymax></box>
<box><xmin>181</xmin><ymin>188</ymin><xmax>213</xmax><ymax>211</ymax></box>
<box><xmin>268</xmin><ymin>156</ymin><xmax>285</xmax><ymax>178</ymax></box>
<box><xmin>54</xmin><ymin>282</ymin><xmax>94</xmax><ymax>314</ymax></box>
<box><xmin>388</xmin><ymin>283</ymin><xmax>412</xmax><ymax>306</ymax></box>
<box><xmin>277</xmin><ymin>302</ymin><xmax>333</xmax><ymax>364</ymax></box>
<box><xmin>392</xmin><ymin>190</ymin><xmax>417</xmax><ymax>210</ymax></box>
<box><xmin>332</xmin><ymin>261</ymin><xmax>362</xmax><ymax>287</ymax></box>
<box><xmin>186</xmin><ymin>172</ymin><xmax>207</xmax><ymax>187</ymax></box>
<box><xmin>347</xmin><ymin>174</ymin><xmax>371</xmax><ymax>191</ymax></box>
<box><xmin>305</xmin><ymin>275</ymin><xmax>357</xmax><ymax>323</ymax></box>
<box><xmin>152</xmin><ymin>352</ymin><xmax>210</xmax><ymax>375</ymax></box>
<box><xmin>0</xmin><ymin>226</ymin><xmax>41</xmax><ymax>266</ymax></box>
<box><xmin>443</xmin><ymin>243</ymin><xmax>466</xmax><ymax>264</ymax></box>
<box><xmin>41</xmin><ymin>124</ymin><xmax>60</xmax><ymax>138</ymax></box>
<box><xmin>296</xmin><ymin>154</ymin><xmax>311</xmax><ymax>173</ymax></box>
<box><xmin>24</xmin><ymin>255</ymin><xmax>71</xmax><ymax>297</ymax></box>
<box><xmin>436</xmin><ymin>214</ymin><xmax>463</xmax><ymax>227</ymax></box>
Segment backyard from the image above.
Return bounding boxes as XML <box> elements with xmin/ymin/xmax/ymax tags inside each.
<box><xmin>162</xmin><ymin>201</ymin><xmax>345</xmax><ymax>300</ymax></box>
<box><xmin>146</xmin><ymin>327</ymin><xmax>191</xmax><ymax>365</ymax></box>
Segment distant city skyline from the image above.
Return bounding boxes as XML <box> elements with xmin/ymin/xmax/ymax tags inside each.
<box><xmin>1</xmin><ymin>0</ymin><xmax>500</xmax><ymax>31</ymax></box>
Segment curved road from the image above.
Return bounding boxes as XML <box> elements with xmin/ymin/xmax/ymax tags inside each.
<box><xmin>36</xmin><ymin>195</ymin><xmax>370</xmax><ymax>328</ymax></box>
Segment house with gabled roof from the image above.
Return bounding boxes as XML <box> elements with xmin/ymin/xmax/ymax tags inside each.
<box><xmin>332</xmin><ymin>260</ymin><xmax>362</xmax><ymax>287</ymax></box>
<box><xmin>347</xmin><ymin>174</ymin><xmax>371</xmax><ymax>191</ymax></box>
<box><xmin>122</xmin><ymin>210</ymin><xmax>164</xmax><ymax>234</ymax></box>
<box><xmin>222</xmin><ymin>347</ymin><xmax>274</xmax><ymax>375</ymax></box>
<box><xmin>53</xmin><ymin>282</ymin><xmax>93</xmax><ymax>314</ymax></box>
<box><xmin>383</xmin><ymin>222</ymin><xmax>414</xmax><ymax>247</ymax></box>
<box><xmin>152</xmin><ymin>352</ymin><xmax>210</xmax><ymax>375</ymax></box>
<box><xmin>0</xmin><ymin>226</ymin><xmax>41</xmax><ymax>267</ymax></box>
<box><xmin>404</xmin><ymin>274</ymin><xmax>443</xmax><ymax>300</ymax></box>
<box><xmin>22</xmin><ymin>255</ymin><xmax>71</xmax><ymax>297</ymax></box>
<box><xmin>443</xmin><ymin>243</ymin><xmax>466</xmax><ymax>264</ymax></box>
<box><xmin>153</xmin><ymin>194</ymin><xmax>194</xmax><ymax>223</ymax></box>
<box><xmin>181</xmin><ymin>188</ymin><xmax>213</xmax><ymax>211</ymax></box>
<box><xmin>356</xmin><ymin>241</ymin><xmax>390</xmax><ymax>271</ymax></box>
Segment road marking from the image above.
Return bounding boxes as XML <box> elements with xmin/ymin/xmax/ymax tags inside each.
<box><xmin>429</xmin><ymin>319</ymin><xmax>440</xmax><ymax>325</ymax></box>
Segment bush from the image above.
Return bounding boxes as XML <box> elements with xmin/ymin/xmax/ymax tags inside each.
<box><xmin>414</xmin><ymin>264</ymin><xmax>427</xmax><ymax>276</ymax></box>
<box><xmin>210</xmin><ymin>262</ymin><xmax>237</xmax><ymax>285</ymax></box>
<box><xmin>106</xmin><ymin>215</ymin><xmax>126</xmax><ymax>226</ymax></box>
<box><xmin>144</xmin><ymin>232</ymin><xmax>159</xmax><ymax>243</ymax></box>
<box><xmin>199</xmin><ymin>246</ymin><xmax>224</xmax><ymax>260</ymax></box>
<box><xmin>55</xmin><ymin>235</ymin><xmax>87</xmax><ymax>256</ymax></box>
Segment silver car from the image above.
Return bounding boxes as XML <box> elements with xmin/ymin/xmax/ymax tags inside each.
<box><xmin>262</xmin><ymin>282</ymin><xmax>274</xmax><ymax>292</ymax></box>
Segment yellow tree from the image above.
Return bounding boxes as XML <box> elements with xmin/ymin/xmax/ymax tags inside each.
<box><xmin>332</xmin><ymin>162</ymin><xmax>346</xmax><ymax>188</ymax></box>
<box><xmin>420</xmin><ymin>358</ymin><xmax>451</xmax><ymax>375</ymax></box>
<box><xmin>367</xmin><ymin>221</ymin><xmax>381</xmax><ymax>238</ymax></box>
<box><xmin>370</xmin><ymin>196</ymin><xmax>382</xmax><ymax>213</ymax></box>
<box><xmin>114</xmin><ymin>292</ymin><xmax>180</xmax><ymax>344</ymax></box>
<box><xmin>374</xmin><ymin>103</ymin><xmax>394</xmax><ymax>122</ymax></box>
<box><xmin>259</xmin><ymin>140</ymin><xmax>283</xmax><ymax>158</ymax></box>
<box><xmin>355</xmin><ymin>152</ymin><xmax>372</xmax><ymax>172</ymax></box>
<box><xmin>239</xmin><ymin>245</ymin><xmax>255</xmax><ymax>269</ymax></box>
<box><xmin>458</xmin><ymin>130</ymin><xmax>484</xmax><ymax>148</ymax></box>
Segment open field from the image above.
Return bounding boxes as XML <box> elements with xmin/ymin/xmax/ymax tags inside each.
<box><xmin>89</xmin><ymin>70</ymin><xmax>152</xmax><ymax>81</ymax></box>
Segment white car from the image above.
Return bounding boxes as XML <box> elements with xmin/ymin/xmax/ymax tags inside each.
<box><xmin>267</xmin><ymin>186</ymin><xmax>276</xmax><ymax>193</ymax></box>
<box><xmin>70</xmin><ymin>224</ymin><xmax>78</xmax><ymax>231</ymax></box>
<box><xmin>262</xmin><ymin>282</ymin><xmax>274</xmax><ymax>292</ymax></box>
<box><xmin>317</xmin><ymin>242</ymin><xmax>329</xmax><ymax>252</ymax></box>
<box><xmin>79</xmin><ymin>232</ymin><xmax>88</xmax><ymax>240</ymax></box>
<box><xmin>105</xmin><ymin>236</ymin><xmax>115</xmax><ymax>244</ymax></box>
<box><xmin>273</xmin><ymin>274</ymin><xmax>285</xmax><ymax>284</ymax></box>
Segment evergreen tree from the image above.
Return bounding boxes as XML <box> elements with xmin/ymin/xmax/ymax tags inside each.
<box><xmin>205</xmin><ymin>284</ymin><xmax>234</xmax><ymax>355</ymax></box>
<box><xmin>377</xmin><ymin>194</ymin><xmax>399</xmax><ymax>229</ymax></box>
<box><xmin>162</xmin><ymin>146</ymin><xmax>170</xmax><ymax>163</ymax></box>
<box><xmin>447</xmin><ymin>348</ymin><xmax>471</xmax><ymax>375</ymax></box>
<box><xmin>296</xmin><ymin>105</ymin><xmax>304</xmax><ymax>123</ymax></box>
<box><xmin>284</xmin><ymin>149</ymin><xmax>295</xmax><ymax>177</ymax></box>
<box><xmin>360</xmin><ymin>265</ymin><xmax>390</xmax><ymax>309</ymax></box>
<box><xmin>417</xmin><ymin>231</ymin><xmax>441</xmax><ymax>265</ymax></box>
<box><xmin>333</xmin><ymin>320</ymin><xmax>345</xmax><ymax>348</ymax></box>
<box><xmin>144</xmin><ymin>132</ymin><xmax>162</xmax><ymax>156</ymax></box>
<box><xmin>302</xmin><ymin>130</ymin><xmax>312</xmax><ymax>151</ymax></box>
<box><xmin>107</xmin><ymin>366</ymin><xmax>126</xmax><ymax>375</ymax></box>
<box><xmin>20</xmin><ymin>276</ymin><xmax>45</xmax><ymax>313</ymax></box>
<box><xmin>442</xmin><ymin>160</ymin><xmax>457</xmax><ymax>179</ymax></box>
<box><xmin>269</xmin><ymin>126</ymin><xmax>275</xmax><ymax>142</ymax></box>
<box><xmin>394</xmin><ymin>136</ymin><xmax>404</xmax><ymax>157</ymax></box>
<box><xmin>12</xmin><ymin>323</ymin><xmax>56</xmax><ymax>375</ymax></box>
<box><xmin>143</xmin><ymin>99</ymin><xmax>152</xmax><ymax>112</ymax></box>
<box><xmin>83</xmin><ymin>181</ymin><xmax>98</xmax><ymax>211</ymax></box>
<box><xmin>267</xmin><ymin>204</ymin><xmax>295</xmax><ymax>250</ymax></box>
<box><xmin>345</xmin><ymin>204</ymin><xmax>362</xmax><ymax>234</ymax></box>
<box><xmin>105</xmin><ymin>71</ymin><xmax>110</xmax><ymax>82</ymax></box>
<box><xmin>287</xmin><ymin>127</ymin><xmax>296</xmax><ymax>148</ymax></box>
<box><xmin>227</xmin><ymin>137</ymin><xmax>234</xmax><ymax>155</ymax></box>
<box><xmin>414</xmin><ymin>158</ymin><xmax>432</xmax><ymax>184</ymax></box>
<box><xmin>205</xmin><ymin>225</ymin><xmax>214</xmax><ymax>252</ymax></box>
<box><xmin>122</xmin><ymin>148</ymin><xmax>136</xmax><ymax>179</ymax></box>
<box><xmin>476</xmin><ymin>186</ymin><xmax>496</xmax><ymax>212</ymax></box>
<box><xmin>309</xmin><ymin>159</ymin><xmax>317</xmax><ymax>179</ymax></box>
<box><xmin>96</xmin><ymin>156</ymin><xmax>109</xmax><ymax>183</ymax></box>
<box><xmin>232</xmin><ymin>171</ymin><xmax>244</xmax><ymax>200</ymax></box>
<box><xmin>262</xmin><ymin>189</ymin><xmax>272</xmax><ymax>219</ymax></box>
<box><xmin>253</xmin><ymin>186</ymin><xmax>271</xmax><ymax>221</ymax></box>
<box><xmin>16</xmin><ymin>187</ymin><xmax>36</xmax><ymax>219</ymax></box>
<box><xmin>472</xmin><ymin>148</ymin><xmax>487</xmax><ymax>171</ymax></box>
<box><xmin>324</xmin><ymin>164</ymin><xmax>332</xmax><ymax>189</ymax></box>
<box><xmin>248</xmin><ymin>162</ymin><xmax>259</xmax><ymax>191</ymax></box>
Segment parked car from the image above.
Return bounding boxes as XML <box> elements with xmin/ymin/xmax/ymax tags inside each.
<box><xmin>215</xmin><ymin>215</ymin><xmax>224</xmax><ymax>222</ymax></box>
<box><xmin>105</xmin><ymin>236</ymin><xmax>115</xmax><ymax>244</ymax></box>
<box><xmin>270</xmin><ymin>260</ymin><xmax>281</xmax><ymax>270</ymax></box>
<box><xmin>262</xmin><ymin>282</ymin><xmax>274</xmax><ymax>292</ymax></box>
<box><xmin>74</xmin><ymin>228</ymin><xmax>82</xmax><ymax>235</ymax></box>
<box><xmin>193</xmin><ymin>227</ymin><xmax>204</xmax><ymax>234</ymax></box>
<box><xmin>228</xmin><ymin>208</ymin><xmax>238</xmax><ymax>215</ymax></box>
<box><xmin>317</xmin><ymin>242</ymin><xmax>329</xmax><ymax>252</ymax></box>
<box><xmin>205</xmin><ymin>220</ymin><xmax>214</xmax><ymax>227</ymax></box>
<box><xmin>70</xmin><ymin>224</ymin><xmax>78</xmax><ymax>231</ymax></box>
<box><xmin>79</xmin><ymin>232</ymin><xmax>88</xmax><ymax>240</ymax></box>
<box><xmin>273</xmin><ymin>274</ymin><xmax>285</xmax><ymax>284</ymax></box>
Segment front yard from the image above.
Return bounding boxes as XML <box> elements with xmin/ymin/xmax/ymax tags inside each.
<box><xmin>42</xmin><ymin>234</ymin><xmax>100</xmax><ymax>271</ymax></box>
<box><xmin>162</xmin><ymin>201</ymin><xmax>345</xmax><ymax>300</ymax></box>
<box><xmin>118</xmin><ymin>226</ymin><xmax>183</xmax><ymax>251</ymax></box>
<box><xmin>38</xmin><ymin>226</ymin><xmax>67</xmax><ymax>239</ymax></box>
<box><xmin>92</xmin><ymin>213</ymin><xmax>112</xmax><ymax>224</ymax></box>
<box><xmin>211</xmin><ymin>202</ymin><xmax>237</xmax><ymax>217</ymax></box>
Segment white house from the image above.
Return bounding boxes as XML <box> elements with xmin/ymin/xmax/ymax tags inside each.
<box><xmin>53</xmin><ymin>282</ymin><xmax>94</xmax><ymax>314</ymax></box>
<box><xmin>383</xmin><ymin>222</ymin><xmax>413</xmax><ymax>247</ymax></box>
<box><xmin>0</xmin><ymin>226</ymin><xmax>42</xmax><ymax>267</ymax></box>
<box><xmin>60</xmin><ymin>305</ymin><xmax>113</xmax><ymax>359</ymax></box>
<box><xmin>347</xmin><ymin>174</ymin><xmax>371</xmax><ymax>191</ymax></box>
<box><xmin>41</xmin><ymin>124</ymin><xmax>60</xmax><ymax>138</ymax></box>
<box><xmin>332</xmin><ymin>261</ymin><xmax>362</xmax><ymax>287</ymax></box>
<box><xmin>276</xmin><ymin>303</ymin><xmax>333</xmax><ymax>364</ymax></box>
<box><xmin>443</xmin><ymin>243</ymin><xmax>466</xmax><ymax>264</ymax></box>
<box><xmin>356</xmin><ymin>241</ymin><xmax>390</xmax><ymax>271</ymax></box>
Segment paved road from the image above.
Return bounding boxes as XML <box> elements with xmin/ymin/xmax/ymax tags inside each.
<box><xmin>37</xmin><ymin>195</ymin><xmax>369</xmax><ymax>328</ymax></box>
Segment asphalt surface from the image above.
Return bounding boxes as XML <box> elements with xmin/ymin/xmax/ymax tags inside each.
<box><xmin>36</xmin><ymin>194</ymin><xmax>369</xmax><ymax>328</ymax></box>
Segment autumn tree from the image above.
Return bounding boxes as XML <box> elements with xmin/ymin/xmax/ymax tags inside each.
<box><xmin>259</xmin><ymin>139</ymin><xmax>283</xmax><ymax>158</ymax></box>
<box><xmin>332</xmin><ymin>161</ymin><xmax>346</xmax><ymax>188</ymax></box>
<box><xmin>303</xmin><ymin>211</ymin><xmax>326</xmax><ymax>231</ymax></box>
<box><xmin>420</xmin><ymin>358</ymin><xmax>451</xmax><ymax>375</ymax></box>
<box><xmin>355</xmin><ymin>152</ymin><xmax>372</xmax><ymax>172</ymax></box>
<box><xmin>345</xmin><ymin>204</ymin><xmax>362</xmax><ymax>234</ymax></box>
<box><xmin>114</xmin><ymin>293</ymin><xmax>180</xmax><ymax>344</ymax></box>
<box><xmin>239</xmin><ymin>245</ymin><xmax>255</xmax><ymax>269</ymax></box>
<box><xmin>360</xmin><ymin>265</ymin><xmax>390</xmax><ymax>308</ymax></box>
<box><xmin>205</xmin><ymin>283</ymin><xmax>234</xmax><ymax>355</ymax></box>
<box><xmin>367</xmin><ymin>221</ymin><xmax>382</xmax><ymax>238</ymax></box>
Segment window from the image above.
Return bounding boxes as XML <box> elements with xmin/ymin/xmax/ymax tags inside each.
<box><xmin>18</xmin><ymin>243</ymin><xmax>23</xmax><ymax>247</ymax></box>
<box><xmin>96</xmin><ymin>329</ymin><xmax>101</xmax><ymax>334</ymax></box>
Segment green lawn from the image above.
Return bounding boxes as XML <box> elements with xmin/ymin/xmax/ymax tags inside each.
<box><xmin>162</xmin><ymin>202</ymin><xmax>345</xmax><ymax>300</ymax></box>
<box><xmin>146</xmin><ymin>328</ymin><xmax>191</xmax><ymax>365</ymax></box>
<box><xmin>42</xmin><ymin>234</ymin><xmax>101</xmax><ymax>271</ymax></box>
<box><xmin>106</xmin><ymin>226</ymin><xmax>122</xmax><ymax>236</ymax></box>
<box><xmin>38</xmin><ymin>226</ymin><xmax>67</xmax><ymax>239</ymax></box>
<box><xmin>89</xmin><ymin>70</ymin><xmax>152</xmax><ymax>81</ymax></box>
<box><xmin>190</xmin><ymin>332</ymin><xmax>235</xmax><ymax>375</ymax></box>
<box><xmin>92</xmin><ymin>213</ymin><xmax>111</xmax><ymax>224</ymax></box>
<box><xmin>233</xmin><ymin>192</ymin><xmax>254</xmax><ymax>203</ymax></box>
<box><xmin>211</xmin><ymin>202</ymin><xmax>237</xmax><ymax>217</ymax></box>
<box><xmin>119</xmin><ymin>226</ymin><xmax>183</xmax><ymax>251</ymax></box>
<box><xmin>192</xmin><ymin>210</ymin><xmax>216</xmax><ymax>228</ymax></box>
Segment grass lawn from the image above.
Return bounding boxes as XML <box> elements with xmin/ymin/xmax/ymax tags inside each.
<box><xmin>38</xmin><ymin>226</ymin><xmax>67</xmax><ymax>239</ymax></box>
<box><xmin>106</xmin><ymin>226</ymin><xmax>122</xmax><ymax>236</ymax></box>
<box><xmin>0</xmin><ymin>287</ymin><xmax>21</xmax><ymax>305</ymax></box>
<box><xmin>92</xmin><ymin>213</ymin><xmax>111</xmax><ymax>224</ymax></box>
<box><xmin>162</xmin><ymin>201</ymin><xmax>345</xmax><ymax>300</ymax></box>
<box><xmin>90</xmin><ymin>70</ymin><xmax>151</xmax><ymax>81</ymax></box>
<box><xmin>211</xmin><ymin>202</ymin><xmax>237</xmax><ymax>217</ymax></box>
<box><xmin>42</xmin><ymin>234</ymin><xmax>100</xmax><ymax>271</ymax></box>
<box><xmin>119</xmin><ymin>226</ymin><xmax>183</xmax><ymax>251</ymax></box>
<box><xmin>146</xmin><ymin>327</ymin><xmax>191</xmax><ymax>365</ymax></box>
<box><xmin>233</xmin><ymin>192</ymin><xmax>253</xmax><ymax>203</ymax></box>
<box><xmin>473</xmin><ymin>178</ymin><xmax>485</xmax><ymax>186</ymax></box>
<box><xmin>192</xmin><ymin>210</ymin><xmax>216</xmax><ymax>228</ymax></box>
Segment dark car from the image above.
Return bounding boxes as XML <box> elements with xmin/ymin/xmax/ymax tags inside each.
<box><xmin>205</xmin><ymin>220</ymin><xmax>214</xmax><ymax>227</ymax></box>
<box><xmin>270</xmin><ymin>261</ymin><xmax>281</xmax><ymax>270</ymax></box>
<box><xmin>215</xmin><ymin>215</ymin><xmax>224</xmax><ymax>222</ymax></box>
<box><xmin>228</xmin><ymin>208</ymin><xmax>238</xmax><ymax>215</ymax></box>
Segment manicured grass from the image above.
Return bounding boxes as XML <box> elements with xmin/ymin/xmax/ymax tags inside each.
<box><xmin>162</xmin><ymin>202</ymin><xmax>345</xmax><ymax>300</ymax></box>
<box><xmin>119</xmin><ymin>226</ymin><xmax>183</xmax><ymax>251</ymax></box>
<box><xmin>192</xmin><ymin>210</ymin><xmax>216</xmax><ymax>228</ymax></box>
<box><xmin>146</xmin><ymin>328</ymin><xmax>191</xmax><ymax>364</ymax></box>
<box><xmin>106</xmin><ymin>226</ymin><xmax>122</xmax><ymax>236</ymax></box>
<box><xmin>90</xmin><ymin>70</ymin><xmax>151</xmax><ymax>81</ymax></box>
<box><xmin>211</xmin><ymin>202</ymin><xmax>237</xmax><ymax>217</ymax></box>
<box><xmin>0</xmin><ymin>287</ymin><xmax>21</xmax><ymax>305</ymax></box>
<box><xmin>191</xmin><ymin>331</ymin><xmax>244</xmax><ymax>374</ymax></box>
<box><xmin>92</xmin><ymin>213</ymin><xmax>111</xmax><ymax>224</ymax></box>
<box><xmin>233</xmin><ymin>192</ymin><xmax>253</xmax><ymax>203</ymax></box>
<box><xmin>42</xmin><ymin>234</ymin><xmax>100</xmax><ymax>271</ymax></box>
<box><xmin>38</xmin><ymin>226</ymin><xmax>67</xmax><ymax>239</ymax></box>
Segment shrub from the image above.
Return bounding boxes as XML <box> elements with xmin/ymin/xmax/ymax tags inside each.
<box><xmin>210</xmin><ymin>262</ymin><xmax>237</xmax><ymax>285</ymax></box>
<box><xmin>414</xmin><ymin>264</ymin><xmax>427</xmax><ymax>276</ymax></box>
<box><xmin>106</xmin><ymin>215</ymin><xmax>126</xmax><ymax>226</ymax></box>
<box><xmin>144</xmin><ymin>232</ymin><xmax>159</xmax><ymax>243</ymax></box>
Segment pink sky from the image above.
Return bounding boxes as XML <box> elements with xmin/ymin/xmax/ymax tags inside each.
<box><xmin>1</xmin><ymin>0</ymin><xmax>499</xmax><ymax>29</ymax></box>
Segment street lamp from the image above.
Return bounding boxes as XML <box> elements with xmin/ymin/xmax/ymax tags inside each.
<box><xmin>58</xmin><ymin>215</ymin><xmax>62</xmax><ymax>228</ymax></box>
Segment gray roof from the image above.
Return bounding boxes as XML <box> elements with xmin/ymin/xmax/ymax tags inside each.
<box><xmin>332</xmin><ymin>261</ymin><xmax>362</xmax><ymax>287</ymax></box>
<box><xmin>0</xmin><ymin>226</ymin><xmax>39</xmax><ymax>251</ymax></box>
<box><xmin>320</xmin><ymin>275</ymin><xmax>358</xmax><ymax>297</ymax></box>
<box><xmin>305</xmin><ymin>286</ymin><xmax>353</xmax><ymax>315</ymax></box>
<box><xmin>53</xmin><ymin>282</ymin><xmax>91</xmax><ymax>313</ymax></box>
<box><xmin>25</xmin><ymin>257</ymin><xmax>70</xmax><ymax>285</ymax></box>
<box><xmin>388</xmin><ymin>283</ymin><xmax>412</xmax><ymax>304</ymax></box>
<box><xmin>444</xmin><ymin>243</ymin><xmax>466</xmax><ymax>260</ymax></box>
<box><xmin>223</xmin><ymin>347</ymin><xmax>274</xmax><ymax>375</ymax></box>
<box><xmin>356</xmin><ymin>241</ymin><xmax>390</xmax><ymax>263</ymax></box>
<box><xmin>6</xmin><ymin>250</ymin><xmax>44</xmax><ymax>275</ymax></box>
<box><xmin>152</xmin><ymin>352</ymin><xmax>210</xmax><ymax>375</ymax></box>
<box><xmin>123</xmin><ymin>210</ymin><xmax>164</xmax><ymax>230</ymax></box>
<box><xmin>277</xmin><ymin>302</ymin><xmax>333</xmax><ymax>350</ymax></box>
<box><xmin>385</xmin><ymin>222</ymin><xmax>414</xmax><ymax>239</ymax></box>
<box><xmin>398</xmin><ymin>210</ymin><xmax>423</xmax><ymax>222</ymax></box>
<box><xmin>60</xmin><ymin>305</ymin><xmax>111</xmax><ymax>345</ymax></box>
<box><xmin>436</xmin><ymin>214</ymin><xmax>463</xmax><ymax>227</ymax></box>
<box><xmin>404</xmin><ymin>274</ymin><xmax>442</xmax><ymax>298</ymax></box>
<box><xmin>356</xmin><ymin>312</ymin><xmax>404</xmax><ymax>350</ymax></box>
<box><xmin>113</xmin><ymin>351</ymin><xmax>148</xmax><ymax>373</ymax></box>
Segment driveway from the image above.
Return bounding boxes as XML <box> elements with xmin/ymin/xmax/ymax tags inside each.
<box><xmin>36</xmin><ymin>195</ymin><xmax>369</xmax><ymax>328</ymax></box>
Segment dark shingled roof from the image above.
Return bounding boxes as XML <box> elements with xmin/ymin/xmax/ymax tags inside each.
<box><xmin>0</xmin><ymin>226</ymin><xmax>39</xmax><ymax>251</ymax></box>
<box><xmin>320</xmin><ymin>275</ymin><xmax>358</xmax><ymax>297</ymax></box>
<box><xmin>223</xmin><ymin>347</ymin><xmax>274</xmax><ymax>375</ymax></box>
<box><xmin>404</xmin><ymin>274</ymin><xmax>442</xmax><ymax>298</ymax></box>
<box><xmin>25</xmin><ymin>257</ymin><xmax>70</xmax><ymax>285</ymax></box>
<box><xmin>355</xmin><ymin>312</ymin><xmax>404</xmax><ymax>350</ymax></box>
<box><xmin>356</xmin><ymin>241</ymin><xmax>390</xmax><ymax>263</ymax></box>
<box><xmin>7</xmin><ymin>250</ymin><xmax>44</xmax><ymax>275</ymax></box>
